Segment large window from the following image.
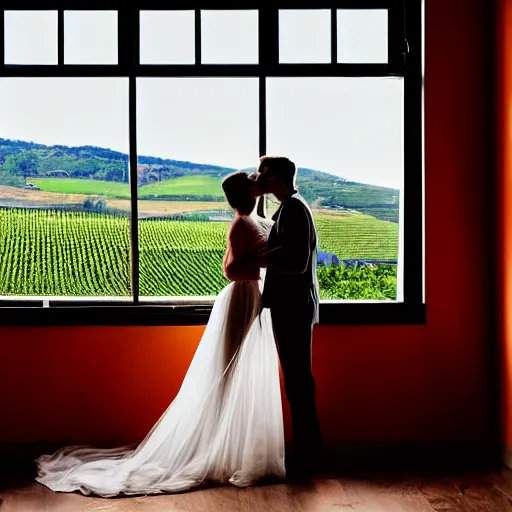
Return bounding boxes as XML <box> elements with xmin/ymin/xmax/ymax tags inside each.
<box><xmin>0</xmin><ymin>3</ymin><xmax>423</xmax><ymax>325</ymax></box>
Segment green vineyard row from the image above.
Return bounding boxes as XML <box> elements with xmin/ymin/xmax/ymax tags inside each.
<box><xmin>0</xmin><ymin>209</ymin><xmax>398</xmax><ymax>299</ymax></box>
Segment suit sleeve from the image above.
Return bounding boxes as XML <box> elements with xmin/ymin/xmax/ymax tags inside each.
<box><xmin>266</xmin><ymin>200</ymin><xmax>312</xmax><ymax>275</ymax></box>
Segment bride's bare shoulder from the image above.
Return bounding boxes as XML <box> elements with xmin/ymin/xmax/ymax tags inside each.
<box><xmin>230</xmin><ymin>214</ymin><xmax>257</xmax><ymax>235</ymax></box>
<box><xmin>229</xmin><ymin>214</ymin><xmax>248</xmax><ymax>231</ymax></box>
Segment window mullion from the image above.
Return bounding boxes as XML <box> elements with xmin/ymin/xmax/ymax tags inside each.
<box><xmin>195</xmin><ymin>9</ymin><xmax>201</xmax><ymax>65</ymax></box>
<box><xmin>118</xmin><ymin>7</ymin><xmax>138</xmax><ymax>70</ymax></box>
<box><xmin>118</xmin><ymin>7</ymin><xmax>140</xmax><ymax>303</ymax></box>
<box><xmin>331</xmin><ymin>8</ymin><xmax>337</xmax><ymax>64</ymax></box>
<box><xmin>258</xmin><ymin>7</ymin><xmax>278</xmax><ymax>70</ymax></box>
<box><xmin>387</xmin><ymin>0</ymin><xmax>406</xmax><ymax>74</ymax></box>
<box><xmin>0</xmin><ymin>10</ymin><xmax>4</xmax><ymax>70</ymax></box>
<box><xmin>257</xmin><ymin>8</ymin><xmax>278</xmax><ymax>218</ymax></box>
<box><xmin>402</xmin><ymin>0</ymin><xmax>422</xmax><ymax>305</ymax></box>
<box><xmin>57</xmin><ymin>10</ymin><xmax>64</xmax><ymax>66</ymax></box>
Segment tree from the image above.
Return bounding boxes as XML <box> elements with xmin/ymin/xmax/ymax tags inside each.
<box><xmin>3</xmin><ymin>151</ymin><xmax>39</xmax><ymax>178</ymax></box>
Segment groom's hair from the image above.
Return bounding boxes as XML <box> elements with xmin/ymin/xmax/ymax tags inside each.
<box><xmin>258</xmin><ymin>156</ymin><xmax>297</xmax><ymax>190</ymax></box>
<box><xmin>222</xmin><ymin>171</ymin><xmax>256</xmax><ymax>215</ymax></box>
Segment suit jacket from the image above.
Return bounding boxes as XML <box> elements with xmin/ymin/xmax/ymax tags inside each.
<box><xmin>261</xmin><ymin>191</ymin><xmax>320</xmax><ymax>324</ymax></box>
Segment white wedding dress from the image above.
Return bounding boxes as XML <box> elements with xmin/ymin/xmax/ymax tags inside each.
<box><xmin>35</xmin><ymin>215</ymin><xmax>285</xmax><ymax>497</ymax></box>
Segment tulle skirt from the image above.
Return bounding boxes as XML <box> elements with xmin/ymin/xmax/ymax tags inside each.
<box><xmin>35</xmin><ymin>277</ymin><xmax>285</xmax><ymax>497</ymax></box>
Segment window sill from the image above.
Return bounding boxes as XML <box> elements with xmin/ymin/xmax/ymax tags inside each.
<box><xmin>0</xmin><ymin>302</ymin><xmax>426</xmax><ymax>326</ymax></box>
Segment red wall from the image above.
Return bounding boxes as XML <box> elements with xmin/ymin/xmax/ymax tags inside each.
<box><xmin>498</xmin><ymin>0</ymin><xmax>512</xmax><ymax>451</ymax></box>
<box><xmin>0</xmin><ymin>0</ymin><xmax>494</xmax><ymax>445</ymax></box>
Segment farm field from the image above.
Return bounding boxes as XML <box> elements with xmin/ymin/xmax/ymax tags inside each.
<box><xmin>29</xmin><ymin>178</ymin><xmax>130</xmax><ymax>198</ymax></box>
<box><xmin>139</xmin><ymin>175</ymin><xmax>222</xmax><ymax>198</ymax></box>
<box><xmin>0</xmin><ymin>208</ymin><xmax>398</xmax><ymax>299</ymax></box>
<box><xmin>0</xmin><ymin>185</ymin><xmax>230</xmax><ymax>216</ymax></box>
<box><xmin>0</xmin><ymin>184</ymin><xmax>89</xmax><ymax>205</ymax></box>
<box><xmin>28</xmin><ymin>176</ymin><xmax>223</xmax><ymax>199</ymax></box>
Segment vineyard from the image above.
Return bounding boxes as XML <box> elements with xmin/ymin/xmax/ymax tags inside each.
<box><xmin>139</xmin><ymin>218</ymin><xmax>228</xmax><ymax>296</ymax></box>
<box><xmin>0</xmin><ymin>208</ymin><xmax>398</xmax><ymax>299</ymax></box>
<box><xmin>0</xmin><ymin>209</ymin><xmax>131</xmax><ymax>296</ymax></box>
<box><xmin>314</xmin><ymin>212</ymin><xmax>398</xmax><ymax>260</ymax></box>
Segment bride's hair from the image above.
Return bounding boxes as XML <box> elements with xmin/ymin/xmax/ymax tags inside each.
<box><xmin>222</xmin><ymin>171</ymin><xmax>256</xmax><ymax>215</ymax></box>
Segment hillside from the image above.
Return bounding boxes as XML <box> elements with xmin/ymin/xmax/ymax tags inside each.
<box><xmin>0</xmin><ymin>138</ymin><xmax>400</xmax><ymax>222</ymax></box>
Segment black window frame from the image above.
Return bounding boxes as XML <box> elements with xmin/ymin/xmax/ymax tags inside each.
<box><xmin>0</xmin><ymin>0</ymin><xmax>424</xmax><ymax>326</ymax></box>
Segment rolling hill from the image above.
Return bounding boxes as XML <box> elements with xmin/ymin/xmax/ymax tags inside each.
<box><xmin>0</xmin><ymin>138</ymin><xmax>400</xmax><ymax>222</ymax></box>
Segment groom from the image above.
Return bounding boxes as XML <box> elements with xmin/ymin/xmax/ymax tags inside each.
<box><xmin>252</xmin><ymin>156</ymin><xmax>322</xmax><ymax>475</ymax></box>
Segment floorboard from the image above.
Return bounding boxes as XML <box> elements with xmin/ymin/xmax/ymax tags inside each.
<box><xmin>3</xmin><ymin>467</ymin><xmax>512</xmax><ymax>511</ymax></box>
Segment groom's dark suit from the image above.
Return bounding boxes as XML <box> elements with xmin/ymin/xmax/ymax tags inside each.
<box><xmin>262</xmin><ymin>190</ymin><xmax>322</xmax><ymax>462</ymax></box>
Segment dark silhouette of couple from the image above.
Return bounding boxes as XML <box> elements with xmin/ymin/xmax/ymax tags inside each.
<box><xmin>35</xmin><ymin>156</ymin><xmax>322</xmax><ymax>497</ymax></box>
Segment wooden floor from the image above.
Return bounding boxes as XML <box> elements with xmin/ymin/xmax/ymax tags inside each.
<box><xmin>2</xmin><ymin>467</ymin><xmax>512</xmax><ymax>511</ymax></box>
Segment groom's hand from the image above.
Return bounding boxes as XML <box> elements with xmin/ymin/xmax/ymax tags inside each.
<box><xmin>253</xmin><ymin>255</ymin><xmax>269</xmax><ymax>268</ymax></box>
<box><xmin>252</xmin><ymin>241</ymin><xmax>270</xmax><ymax>268</ymax></box>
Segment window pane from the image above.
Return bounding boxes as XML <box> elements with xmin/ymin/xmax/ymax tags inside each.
<box><xmin>140</xmin><ymin>10</ymin><xmax>195</xmax><ymax>64</ymax></box>
<box><xmin>137</xmin><ymin>78</ymin><xmax>259</xmax><ymax>299</ymax></box>
<box><xmin>64</xmin><ymin>11</ymin><xmax>118</xmax><ymax>65</ymax></box>
<box><xmin>279</xmin><ymin>10</ymin><xmax>331</xmax><ymax>64</ymax></box>
<box><xmin>201</xmin><ymin>10</ymin><xmax>258</xmax><ymax>64</ymax></box>
<box><xmin>337</xmin><ymin>9</ymin><xmax>388</xmax><ymax>63</ymax></box>
<box><xmin>4</xmin><ymin>11</ymin><xmax>58</xmax><ymax>65</ymax></box>
<box><xmin>0</xmin><ymin>78</ymin><xmax>131</xmax><ymax>299</ymax></box>
<box><xmin>266</xmin><ymin>77</ymin><xmax>403</xmax><ymax>301</ymax></box>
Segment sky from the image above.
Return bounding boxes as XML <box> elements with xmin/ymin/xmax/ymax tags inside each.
<box><xmin>0</xmin><ymin>9</ymin><xmax>403</xmax><ymax>190</ymax></box>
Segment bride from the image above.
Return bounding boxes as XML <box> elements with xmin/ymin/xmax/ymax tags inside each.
<box><xmin>35</xmin><ymin>171</ymin><xmax>285</xmax><ymax>497</ymax></box>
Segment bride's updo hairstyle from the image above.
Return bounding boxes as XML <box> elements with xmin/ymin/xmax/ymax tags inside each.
<box><xmin>222</xmin><ymin>171</ymin><xmax>256</xmax><ymax>215</ymax></box>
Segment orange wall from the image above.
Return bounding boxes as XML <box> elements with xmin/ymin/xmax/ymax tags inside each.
<box><xmin>0</xmin><ymin>0</ymin><xmax>494</xmax><ymax>445</ymax></box>
<box><xmin>498</xmin><ymin>0</ymin><xmax>512</xmax><ymax>450</ymax></box>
